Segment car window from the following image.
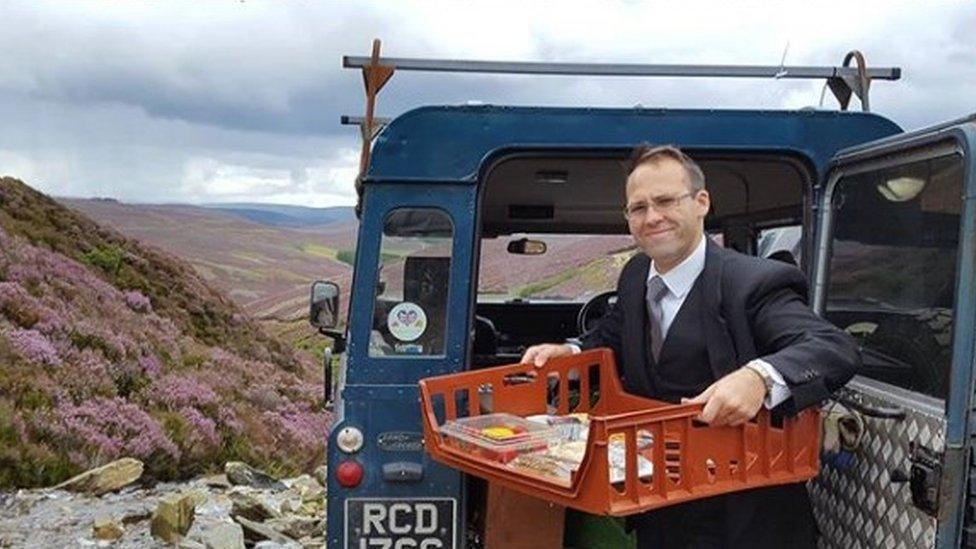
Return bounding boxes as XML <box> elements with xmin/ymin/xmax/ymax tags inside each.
<box><xmin>477</xmin><ymin>234</ymin><xmax>635</xmax><ymax>302</ymax></box>
<box><xmin>370</xmin><ymin>208</ymin><xmax>453</xmax><ymax>357</ymax></box>
<box><xmin>826</xmin><ymin>154</ymin><xmax>963</xmax><ymax>400</ymax></box>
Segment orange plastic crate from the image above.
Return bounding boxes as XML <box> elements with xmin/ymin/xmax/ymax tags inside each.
<box><xmin>419</xmin><ymin>348</ymin><xmax>821</xmax><ymax>516</ymax></box>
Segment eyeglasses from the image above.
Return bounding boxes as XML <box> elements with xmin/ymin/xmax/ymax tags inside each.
<box><xmin>623</xmin><ymin>191</ymin><xmax>695</xmax><ymax>219</ymax></box>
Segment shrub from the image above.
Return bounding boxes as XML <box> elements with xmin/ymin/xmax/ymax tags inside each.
<box><xmin>335</xmin><ymin>249</ymin><xmax>355</xmax><ymax>266</ymax></box>
<box><xmin>123</xmin><ymin>290</ymin><xmax>152</xmax><ymax>313</ymax></box>
<box><xmin>4</xmin><ymin>328</ymin><xmax>61</xmax><ymax>366</ymax></box>
<box><xmin>82</xmin><ymin>245</ymin><xmax>124</xmax><ymax>276</ymax></box>
<box><xmin>0</xmin><ymin>282</ymin><xmax>41</xmax><ymax>327</ymax></box>
<box><xmin>35</xmin><ymin>397</ymin><xmax>180</xmax><ymax>470</ymax></box>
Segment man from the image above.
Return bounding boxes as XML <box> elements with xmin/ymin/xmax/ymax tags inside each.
<box><xmin>521</xmin><ymin>144</ymin><xmax>859</xmax><ymax>548</ymax></box>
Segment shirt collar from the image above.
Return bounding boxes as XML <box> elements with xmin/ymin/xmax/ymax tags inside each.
<box><xmin>648</xmin><ymin>234</ymin><xmax>706</xmax><ymax>299</ymax></box>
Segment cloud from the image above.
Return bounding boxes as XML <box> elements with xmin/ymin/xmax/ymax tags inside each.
<box><xmin>179</xmin><ymin>148</ymin><xmax>358</xmax><ymax>206</ymax></box>
<box><xmin>0</xmin><ymin>1</ymin><xmax>973</xmax><ymax>205</ymax></box>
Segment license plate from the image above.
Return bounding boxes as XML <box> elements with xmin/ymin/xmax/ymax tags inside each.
<box><xmin>345</xmin><ymin>498</ymin><xmax>456</xmax><ymax>548</ymax></box>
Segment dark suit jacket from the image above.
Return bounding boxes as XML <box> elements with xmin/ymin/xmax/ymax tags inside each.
<box><xmin>580</xmin><ymin>239</ymin><xmax>859</xmax><ymax>413</ymax></box>
<box><xmin>579</xmin><ymin>240</ymin><xmax>860</xmax><ymax>547</ymax></box>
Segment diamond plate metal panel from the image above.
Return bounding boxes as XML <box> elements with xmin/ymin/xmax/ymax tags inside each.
<box><xmin>811</xmin><ymin>378</ymin><xmax>945</xmax><ymax>549</ymax></box>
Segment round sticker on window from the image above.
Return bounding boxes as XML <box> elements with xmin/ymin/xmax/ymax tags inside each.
<box><xmin>387</xmin><ymin>302</ymin><xmax>427</xmax><ymax>342</ymax></box>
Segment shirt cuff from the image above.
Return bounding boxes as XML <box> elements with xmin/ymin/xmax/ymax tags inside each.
<box><xmin>565</xmin><ymin>343</ymin><xmax>582</xmax><ymax>354</ymax></box>
<box><xmin>751</xmin><ymin>359</ymin><xmax>791</xmax><ymax>409</ymax></box>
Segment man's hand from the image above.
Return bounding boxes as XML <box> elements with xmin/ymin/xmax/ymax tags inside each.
<box><xmin>681</xmin><ymin>367</ymin><xmax>767</xmax><ymax>426</ymax></box>
<box><xmin>520</xmin><ymin>344</ymin><xmax>574</xmax><ymax>367</ymax></box>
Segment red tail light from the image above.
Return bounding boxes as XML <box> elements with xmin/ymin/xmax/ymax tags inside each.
<box><xmin>336</xmin><ymin>459</ymin><xmax>364</xmax><ymax>488</ymax></box>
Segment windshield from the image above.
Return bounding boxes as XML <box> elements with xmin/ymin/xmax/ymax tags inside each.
<box><xmin>477</xmin><ymin>234</ymin><xmax>636</xmax><ymax>302</ymax></box>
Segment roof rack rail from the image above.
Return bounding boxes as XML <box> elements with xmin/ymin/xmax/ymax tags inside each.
<box><xmin>343</xmin><ymin>39</ymin><xmax>901</xmax><ymax>209</ymax></box>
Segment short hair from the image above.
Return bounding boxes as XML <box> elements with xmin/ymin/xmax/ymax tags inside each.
<box><xmin>626</xmin><ymin>143</ymin><xmax>706</xmax><ymax>192</ymax></box>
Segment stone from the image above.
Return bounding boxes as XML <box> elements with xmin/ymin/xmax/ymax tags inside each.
<box><xmin>254</xmin><ymin>541</ymin><xmax>301</xmax><ymax>549</ymax></box>
<box><xmin>92</xmin><ymin>515</ymin><xmax>124</xmax><ymax>541</ymax></box>
<box><xmin>54</xmin><ymin>458</ymin><xmax>144</xmax><ymax>495</ymax></box>
<box><xmin>224</xmin><ymin>462</ymin><xmax>286</xmax><ymax>490</ymax></box>
<box><xmin>201</xmin><ymin>522</ymin><xmax>246</xmax><ymax>549</ymax></box>
<box><xmin>200</xmin><ymin>474</ymin><xmax>232</xmax><ymax>489</ymax></box>
<box><xmin>279</xmin><ymin>498</ymin><xmax>299</xmax><ymax>515</ymax></box>
<box><xmin>265</xmin><ymin>516</ymin><xmax>321</xmax><ymax>540</ymax></box>
<box><xmin>229</xmin><ymin>490</ymin><xmax>280</xmax><ymax>522</ymax></box>
<box><xmin>297</xmin><ymin>500</ymin><xmax>324</xmax><ymax>517</ymax></box>
<box><xmin>287</xmin><ymin>475</ymin><xmax>324</xmax><ymax>503</ymax></box>
<box><xmin>235</xmin><ymin>516</ymin><xmax>296</xmax><ymax>544</ymax></box>
<box><xmin>298</xmin><ymin>536</ymin><xmax>325</xmax><ymax>549</ymax></box>
<box><xmin>151</xmin><ymin>492</ymin><xmax>196</xmax><ymax>544</ymax></box>
<box><xmin>178</xmin><ymin>540</ymin><xmax>206</xmax><ymax>549</ymax></box>
<box><xmin>187</xmin><ymin>489</ymin><xmax>209</xmax><ymax>507</ymax></box>
<box><xmin>312</xmin><ymin>465</ymin><xmax>328</xmax><ymax>488</ymax></box>
<box><xmin>285</xmin><ymin>475</ymin><xmax>319</xmax><ymax>491</ymax></box>
<box><xmin>121</xmin><ymin>509</ymin><xmax>153</xmax><ymax>525</ymax></box>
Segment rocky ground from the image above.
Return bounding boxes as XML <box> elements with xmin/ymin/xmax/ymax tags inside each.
<box><xmin>0</xmin><ymin>460</ymin><xmax>326</xmax><ymax>548</ymax></box>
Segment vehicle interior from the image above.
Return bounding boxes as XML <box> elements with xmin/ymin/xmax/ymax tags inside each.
<box><xmin>470</xmin><ymin>152</ymin><xmax>813</xmax><ymax>367</ymax></box>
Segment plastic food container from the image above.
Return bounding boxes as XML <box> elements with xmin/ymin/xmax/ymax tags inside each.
<box><xmin>440</xmin><ymin>413</ymin><xmax>555</xmax><ymax>463</ymax></box>
<box><xmin>419</xmin><ymin>348</ymin><xmax>821</xmax><ymax>516</ymax></box>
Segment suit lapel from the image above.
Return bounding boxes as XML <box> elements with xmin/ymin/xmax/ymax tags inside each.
<box><xmin>701</xmin><ymin>241</ymin><xmax>737</xmax><ymax>378</ymax></box>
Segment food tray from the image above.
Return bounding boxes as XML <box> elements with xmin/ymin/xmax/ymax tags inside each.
<box><xmin>419</xmin><ymin>348</ymin><xmax>821</xmax><ymax>516</ymax></box>
<box><xmin>439</xmin><ymin>413</ymin><xmax>555</xmax><ymax>463</ymax></box>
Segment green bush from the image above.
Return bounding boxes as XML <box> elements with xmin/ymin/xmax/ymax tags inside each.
<box><xmin>336</xmin><ymin>249</ymin><xmax>355</xmax><ymax>266</ymax></box>
<box><xmin>82</xmin><ymin>245</ymin><xmax>125</xmax><ymax>276</ymax></box>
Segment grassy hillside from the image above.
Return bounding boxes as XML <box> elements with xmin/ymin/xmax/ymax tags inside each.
<box><xmin>0</xmin><ymin>178</ymin><xmax>329</xmax><ymax>488</ymax></box>
<box><xmin>64</xmin><ymin>198</ymin><xmax>355</xmax><ymax>322</ymax></box>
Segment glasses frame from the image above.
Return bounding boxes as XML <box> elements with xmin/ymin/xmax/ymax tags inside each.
<box><xmin>623</xmin><ymin>190</ymin><xmax>698</xmax><ymax>220</ymax></box>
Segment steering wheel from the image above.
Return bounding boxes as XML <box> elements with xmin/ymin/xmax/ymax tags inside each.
<box><xmin>576</xmin><ymin>291</ymin><xmax>618</xmax><ymax>335</ymax></box>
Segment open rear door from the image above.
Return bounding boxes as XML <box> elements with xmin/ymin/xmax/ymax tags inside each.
<box><xmin>809</xmin><ymin>116</ymin><xmax>976</xmax><ymax>548</ymax></box>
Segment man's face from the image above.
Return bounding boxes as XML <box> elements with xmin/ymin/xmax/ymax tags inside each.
<box><xmin>625</xmin><ymin>158</ymin><xmax>710</xmax><ymax>270</ymax></box>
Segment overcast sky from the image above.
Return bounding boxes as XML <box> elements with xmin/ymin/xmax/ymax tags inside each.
<box><xmin>1</xmin><ymin>1</ymin><xmax>973</xmax><ymax>207</ymax></box>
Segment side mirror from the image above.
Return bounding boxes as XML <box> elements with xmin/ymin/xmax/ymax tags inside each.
<box><xmin>507</xmin><ymin>237</ymin><xmax>547</xmax><ymax>255</ymax></box>
<box><xmin>310</xmin><ymin>281</ymin><xmax>340</xmax><ymax>330</ymax></box>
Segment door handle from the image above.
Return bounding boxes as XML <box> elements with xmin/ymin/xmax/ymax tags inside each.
<box><xmin>890</xmin><ymin>468</ymin><xmax>909</xmax><ymax>483</ymax></box>
<box><xmin>832</xmin><ymin>394</ymin><xmax>906</xmax><ymax>420</ymax></box>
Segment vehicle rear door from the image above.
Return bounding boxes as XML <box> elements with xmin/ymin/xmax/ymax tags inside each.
<box><xmin>808</xmin><ymin>116</ymin><xmax>976</xmax><ymax>549</ymax></box>
<box><xmin>326</xmin><ymin>182</ymin><xmax>477</xmax><ymax>549</ymax></box>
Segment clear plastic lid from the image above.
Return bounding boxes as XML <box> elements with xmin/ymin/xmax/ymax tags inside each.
<box><xmin>440</xmin><ymin>413</ymin><xmax>556</xmax><ymax>454</ymax></box>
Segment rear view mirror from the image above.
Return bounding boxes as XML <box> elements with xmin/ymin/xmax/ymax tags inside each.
<box><xmin>507</xmin><ymin>237</ymin><xmax>547</xmax><ymax>255</ymax></box>
<box><xmin>310</xmin><ymin>281</ymin><xmax>340</xmax><ymax>329</ymax></box>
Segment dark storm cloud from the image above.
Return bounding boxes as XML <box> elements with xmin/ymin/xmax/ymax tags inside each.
<box><xmin>0</xmin><ymin>1</ymin><xmax>973</xmax><ymax>205</ymax></box>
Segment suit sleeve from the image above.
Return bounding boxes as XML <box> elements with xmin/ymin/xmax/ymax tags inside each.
<box><xmin>746</xmin><ymin>265</ymin><xmax>860</xmax><ymax>411</ymax></box>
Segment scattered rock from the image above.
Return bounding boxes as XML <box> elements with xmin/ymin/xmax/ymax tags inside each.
<box><xmin>178</xmin><ymin>540</ymin><xmax>206</xmax><ymax>549</ymax></box>
<box><xmin>54</xmin><ymin>458</ymin><xmax>144</xmax><ymax>495</ymax></box>
<box><xmin>151</xmin><ymin>492</ymin><xmax>196</xmax><ymax>543</ymax></box>
<box><xmin>121</xmin><ymin>509</ymin><xmax>153</xmax><ymax>525</ymax></box>
<box><xmin>225</xmin><ymin>462</ymin><xmax>286</xmax><ymax>491</ymax></box>
<box><xmin>229</xmin><ymin>490</ymin><xmax>280</xmax><ymax>522</ymax></box>
<box><xmin>253</xmin><ymin>541</ymin><xmax>301</xmax><ymax>549</ymax></box>
<box><xmin>279</xmin><ymin>498</ymin><xmax>299</xmax><ymax>515</ymax></box>
<box><xmin>298</xmin><ymin>536</ymin><xmax>326</xmax><ymax>549</ymax></box>
<box><xmin>201</xmin><ymin>474</ymin><xmax>232</xmax><ymax>489</ymax></box>
<box><xmin>266</xmin><ymin>515</ymin><xmax>321</xmax><ymax>540</ymax></box>
<box><xmin>187</xmin><ymin>489</ymin><xmax>209</xmax><ymax>507</ymax></box>
<box><xmin>312</xmin><ymin>465</ymin><xmax>328</xmax><ymax>488</ymax></box>
<box><xmin>297</xmin><ymin>500</ymin><xmax>323</xmax><ymax>517</ymax></box>
<box><xmin>287</xmin><ymin>475</ymin><xmax>324</xmax><ymax>503</ymax></box>
<box><xmin>201</xmin><ymin>521</ymin><xmax>246</xmax><ymax>549</ymax></box>
<box><xmin>92</xmin><ymin>515</ymin><xmax>124</xmax><ymax>541</ymax></box>
<box><xmin>235</xmin><ymin>515</ymin><xmax>296</xmax><ymax>544</ymax></box>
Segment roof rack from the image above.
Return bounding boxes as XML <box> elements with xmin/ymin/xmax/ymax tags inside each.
<box><xmin>343</xmin><ymin>39</ymin><xmax>901</xmax><ymax>207</ymax></box>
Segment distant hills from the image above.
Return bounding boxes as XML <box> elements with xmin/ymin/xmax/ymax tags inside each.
<box><xmin>201</xmin><ymin>203</ymin><xmax>356</xmax><ymax>228</ymax></box>
<box><xmin>0</xmin><ymin>178</ymin><xmax>330</xmax><ymax>488</ymax></box>
<box><xmin>62</xmin><ymin>199</ymin><xmax>357</xmax><ymax>324</ymax></box>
